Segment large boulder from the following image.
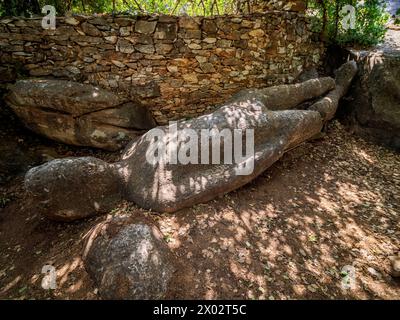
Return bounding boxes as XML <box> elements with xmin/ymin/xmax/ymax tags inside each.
<box><xmin>5</xmin><ymin>79</ymin><xmax>156</xmax><ymax>151</ymax></box>
<box><xmin>25</xmin><ymin>157</ymin><xmax>122</xmax><ymax>221</ymax></box>
<box><xmin>345</xmin><ymin>49</ymin><xmax>400</xmax><ymax>149</ymax></box>
<box><xmin>83</xmin><ymin>215</ymin><xmax>175</xmax><ymax>300</ymax></box>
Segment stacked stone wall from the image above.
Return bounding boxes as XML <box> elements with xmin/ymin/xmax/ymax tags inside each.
<box><xmin>0</xmin><ymin>12</ymin><xmax>324</xmax><ymax>124</ymax></box>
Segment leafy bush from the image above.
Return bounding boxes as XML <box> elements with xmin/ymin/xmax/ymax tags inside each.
<box><xmin>395</xmin><ymin>8</ymin><xmax>400</xmax><ymax>25</ymax></box>
<box><xmin>0</xmin><ymin>0</ymin><xmax>41</xmax><ymax>16</ymax></box>
<box><xmin>0</xmin><ymin>0</ymin><xmax>244</xmax><ymax>17</ymax></box>
<box><xmin>307</xmin><ymin>0</ymin><xmax>389</xmax><ymax>47</ymax></box>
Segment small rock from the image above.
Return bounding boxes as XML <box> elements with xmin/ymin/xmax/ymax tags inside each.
<box><xmin>167</xmin><ymin>65</ymin><xmax>178</xmax><ymax>73</ymax></box>
<box><xmin>182</xmin><ymin>73</ymin><xmax>198</xmax><ymax>83</ymax></box>
<box><xmin>105</xmin><ymin>36</ymin><xmax>117</xmax><ymax>44</ymax></box>
<box><xmin>136</xmin><ymin>44</ymin><xmax>155</xmax><ymax>54</ymax></box>
<box><xmin>135</xmin><ymin>20</ymin><xmax>157</xmax><ymax>34</ymax></box>
<box><xmin>249</xmin><ymin>29</ymin><xmax>265</xmax><ymax>37</ymax></box>
<box><xmin>195</xmin><ymin>56</ymin><xmax>208</xmax><ymax>64</ymax></box>
<box><xmin>119</xmin><ymin>27</ymin><xmax>130</xmax><ymax>36</ymax></box>
<box><xmin>200</xmin><ymin>63</ymin><xmax>215</xmax><ymax>73</ymax></box>
<box><xmin>111</xmin><ymin>60</ymin><xmax>125</xmax><ymax>68</ymax></box>
<box><xmin>81</xmin><ymin>22</ymin><xmax>102</xmax><ymax>37</ymax></box>
<box><xmin>65</xmin><ymin>17</ymin><xmax>80</xmax><ymax>26</ymax></box>
<box><xmin>188</xmin><ymin>43</ymin><xmax>202</xmax><ymax>50</ymax></box>
<box><xmin>367</xmin><ymin>267</ymin><xmax>382</xmax><ymax>278</ymax></box>
<box><xmin>307</xmin><ymin>284</ymin><xmax>318</xmax><ymax>293</ymax></box>
<box><xmin>203</xmin><ymin>38</ymin><xmax>217</xmax><ymax>44</ymax></box>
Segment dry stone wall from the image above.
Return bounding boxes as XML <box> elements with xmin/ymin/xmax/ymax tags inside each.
<box><xmin>0</xmin><ymin>12</ymin><xmax>324</xmax><ymax>124</ymax></box>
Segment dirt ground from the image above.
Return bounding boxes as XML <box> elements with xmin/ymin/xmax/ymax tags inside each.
<box><xmin>0</xmin><ymin>104</ymin><xmax>399</xmax><ymax>300</ymax></box>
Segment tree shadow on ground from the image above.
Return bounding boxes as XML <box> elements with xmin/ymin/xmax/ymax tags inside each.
<box><xmin>0</xmin><ymin>122</ymin><xmax>399</xmax><ymax>300</ymax></box>
<box><xmin>162</xmin><ymin>122</ymin><xmax>400</xmax><ymax>299</ymax></box>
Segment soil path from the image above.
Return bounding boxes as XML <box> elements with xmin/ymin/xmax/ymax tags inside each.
<box><xmin>1</xmin><ymin>120</ymin><xmax>399</xmax><ymax>300</ymax></box>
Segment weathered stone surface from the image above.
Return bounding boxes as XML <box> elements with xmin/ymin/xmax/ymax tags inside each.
<box><xmin>228</xmin><ymin>77</ymin><xmax>336</xmax><ymax>112</ymax></box>
<box><xmin>297</xmin><ymin>68</ymin><xmax>319</xmax><ymax>82</ymax></box>
<box><xmin>117</xmin><ymin>66</ymin><xmax>355</xmax><ymax>213</ymax></box>
<box><xmin>6</xmin><ymin>79</ymin><xmax>124</xmax><ymax>116</ymax></box>
<box><xmin>23</xmin><ymin>63</ymin><xmax>357</xmax><ymax>218</ymax></box>
<box><xmin>202</xmin><ymin>19</ymin><xmax>217</xmax><ymax>34</ymax></box>
<box><xmin>111</xmin><ymin>60</ymin><xmax>125</xmax><ymax>68</ymax></box>
<box><xmin>119</xmin><ymin>26</ymin><xmax>131</xmax><ymax>36</ymax></box>
<box><xmin>81</xmin><ymin>22</ymin><xmax>102</xmax><ymax>37</ymax></box>
<box><xmin>85</xmin><ymin>102</ymin><xmax>156</xmax><ymax>130</ymax></box>
<box><xmin>179</xmin><ymin>17</ymin><xmax>200</xmax><ymax>30</ymax></box>
<box><xmin>199</xmin><ymin>63</ymin><xmax>216</xmax><ymax>73</ymax></box>
<box><xmin>135</xmin><ymin>20</ymin><xmax>157</xmax><ymax>34</ymax></box>
<box><xmin>116</xmin><ymin>39</ymin><xmax>135</xmax><ymax>53</ymax></box>
<box><xmin>131</xmin><ymin>81</ymin><xmax>161</xmax><ymax>99</ymax></box>
<box><xmin>136</xmin><ymin>44</ymin><xmax>155</xmax><ymax>54</ymax></box>
<box><xmin>155</xmin><ymin>43</ymin><xmax>174</xmax><ymax>54</ymax></box>
<box><xmin>114</xmin><ymin>17</ymin><xmax>135</xmax><ymax>27</ymax></box>
<box><xmin>25</xmin><ymin>157</ymin><xmax>121</xmax><ymax>221</ymax></box>
<box><xmin>0</xmin><ymin>13</ymin><xmax>324</xmax><ymax>125</ymax></box>
<box><xmin>89</xmin><ymin>17</ymin><xmax>109</xmax><ymax>26</ymax></box>
<box><xmin>309</xmin><ymin>60</ymin><xmax>358</xmax><ymax>121</ymax></box>
<box><xmin>105</xmin><ymin>35</ymin><xmax>118</xmax><ymax>44</ymax></box>
<box><xmin>83</xmin><ymin>215</ymin><xmax>175</xmax><ymax>299</ymax></box>
<box><xmin>64</xmin><ymin>17</ymin><xmax>80</xmax><ymax>26</ymax></box>
<box><xmin>345</xmin><ymin>50</ymin><xmax>400</xmax><ymax>149</ymax></box>
<box><xmin>5</xmin><ymin>80</ymin><xmax>156</xmax><ymax>150</ymax></box>
<box><xmin>155</xmin><ymin>22</ymin><xmax>177</xmax><ymax>40</ymax></box>
<box><xmin>118</xmin><ymin>77</ymin><xmax>339</xmax><ymax>212</ymax></box>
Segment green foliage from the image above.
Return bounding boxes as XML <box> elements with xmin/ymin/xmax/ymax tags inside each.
<box><xmin>307</xmin><ymin>0</ymin><xmax>389</xmax><ymax>47</ymax></box>
<box><xmin>0</xmin><ymin>0</ymin><xmax>41</xmax><ymax>17</ymax></box>
<box><xmin>80</xmin><ymin>0</ymin><xmax>239</xmax><ymax>16</ymax></box>
<box><xmin>396</xmin><ymin>8</ymin><xmax>400</xmax><ymax>25</ymax></box>
<box><xmin>338</xmin><ymin>0</ymin><xmax>389</xmax><ymax>46</ymax></box>
<box><xmin>0</xmin><ymin>195</ymin><xmax>11</xmax><ymax>208</ymax></box>
<box><xmin>0</xmin><ymin>0</ymin><xmax>243</xmax><ymax>16</ymax></box>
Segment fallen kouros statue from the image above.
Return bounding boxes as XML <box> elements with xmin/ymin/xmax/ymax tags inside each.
<box><xmin>25</xmin><ymin>61</ymin><xmax>358</xmax><ymax>220</ymax></box>
<box><xmin>5</xmin><ymin>80</ymin><xmax>156</xmax><ymax>151</ymax></box>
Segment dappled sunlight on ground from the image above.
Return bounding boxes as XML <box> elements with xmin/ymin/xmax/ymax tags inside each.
<box><xmin>0</xmin><ymin>121</ymin><xmax>399</xmax><ymax>299</ymax></box>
